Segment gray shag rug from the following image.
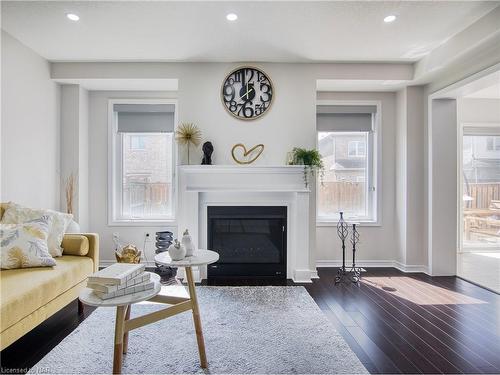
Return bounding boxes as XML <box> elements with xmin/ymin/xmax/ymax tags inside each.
<box><xmin>30</xmin><ymin>286</ymin><xmax>368</xmax><ymax>374</ymax></box>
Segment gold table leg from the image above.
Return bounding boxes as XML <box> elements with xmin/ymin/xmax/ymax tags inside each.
<box><xmin>123</xmin><ymin>305</ymin><xmax>131</xmax><ymax>354</ymax></box>
<box><xmin>113</xmin><ymin>305</ymin><xmax>126</xmax><ymax>374</ymax></box>
<box><xmin>185</xmin><ymin>266</ymin><xmax>208</xmax><ymax>368</ymax></box>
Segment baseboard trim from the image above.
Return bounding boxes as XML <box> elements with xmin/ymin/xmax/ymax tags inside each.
<box><xmin>316</xmin><ymin>260</ymin><xmax>394</xmax><ymax>268</ymax></box>
<box><xmin>101</xmin><ymin>260</ymin><xmax>429</xmax><ymax>276</ymax></box>
<box><xmin>316</xmin><ymin>260</ymin><xmax>429</xmax><ymax>274</ymax></box>
<box><xmin>393</xmin><ymin>261</ymin><xmax>429</xmax><ymax>274</ymax></box>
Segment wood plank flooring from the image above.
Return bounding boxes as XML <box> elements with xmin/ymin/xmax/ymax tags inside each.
<box><xmin>304</xmin><ymin>268</ymin><xmax>500</xmax><ymax>374</ymax></box>
<box><xmin>1</xmin><ymin>268</ymin><xmax>499</xmax><ymax>374</ymax></box>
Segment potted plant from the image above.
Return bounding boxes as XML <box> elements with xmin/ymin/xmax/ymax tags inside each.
<box><xmin>290</xmin><ymin>147</ymin><xmax>324</xmax><ymax>188</ymax></box>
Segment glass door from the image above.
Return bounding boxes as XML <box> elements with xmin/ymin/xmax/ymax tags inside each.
<box><xmin>458</xmin><ymin>124</ymin><xmax>500</xmax><ymax>293</ymax></box>
<box><xmin>460</xmin><ymin>127</ymin><xmax>500</xmax><ymax>250</ymax></box>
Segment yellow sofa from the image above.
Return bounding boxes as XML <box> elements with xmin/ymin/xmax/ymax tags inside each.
<box><xmin>0</xmin><ymin>205</ymin><xmax>99</xmax><ymax>350</ymax></box>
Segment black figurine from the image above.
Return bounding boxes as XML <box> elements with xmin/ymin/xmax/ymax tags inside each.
<box><xmin>201</xmin><ymin>141</ymin><xmax>214</xmax><ymax>165</ymax></box>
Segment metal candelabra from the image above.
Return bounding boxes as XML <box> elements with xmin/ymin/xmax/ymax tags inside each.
<box><xmin>349</xmin><ymin>223</ymin><xmax>362</xmax><ymax>283</ymax></box>
<box><xmin>334</xmin><ymin>212</ymin><xmax>350</xmax><ymax>284</ymax></box>
<box><xmin>335</xmin><ymin>213</ymin><xmax>362</xmax><ymax>285</ymax></box>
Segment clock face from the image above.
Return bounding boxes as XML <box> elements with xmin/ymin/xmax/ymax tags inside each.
<box><xmin>221</xmin><ymin>66</ymin><xmax>274</xmax><ymax>120</ymax></box>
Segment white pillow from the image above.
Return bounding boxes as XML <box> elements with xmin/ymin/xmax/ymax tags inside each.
<box><xmin>1</xmin><ymin>203</ymin><xmax>73</xmax><ymax>257</ymax></box>
<box><xmin>65</xmin><ymin>220</ymin><xmax>81</xmax><ymax>233</ymax></box>
<box><xmin>0</xmin><ymin>216</ymin><xmax>56</xmax><ymax>269</ymax></box>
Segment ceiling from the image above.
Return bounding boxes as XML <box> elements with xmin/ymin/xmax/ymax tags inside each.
<box><xmin>2</xmin><ymin>1</ymin><xmax>499</xmax><ymax>63</ymax></box>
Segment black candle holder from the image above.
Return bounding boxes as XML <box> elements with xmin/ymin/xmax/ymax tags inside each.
<box><xmin>335</xmin><ymin>213</ymin><xmax>362</xmax><ymax>285</ymax></box>
<box><xmin>349</xmin><ymin>223</ymin><xmax>362</xmax><ymax>284</ymax></box>
<box><xmin>334</xmin><ymin>212</ymin><xmax>350</xmax><ymax>284</ymax></box>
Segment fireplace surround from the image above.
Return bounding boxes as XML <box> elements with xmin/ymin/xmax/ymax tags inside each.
<box><xmin>177</xmin><ymin>165</ymin><xmax>315</xmax><ymax>282</ymax></box>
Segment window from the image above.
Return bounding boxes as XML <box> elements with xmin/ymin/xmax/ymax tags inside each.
<box><xmin>486</xmin><ymin>136</ymin><xmax>500</xmax><ymax>151</ymax></box>
<box><xmin>348</xmin><ymin>140</ymin><xmax>366</xmax><ymax>157</ymax></box>
<box><xmin>130</xmin><ymin>135</ymin><xmax>146</xmax><ymax>150</ymax></box>
<box><xmin>109</xmin><ymin>101</ymin><xmax>176</xmax><ymax>224</ymax></box>
<box><xmin>316</xmin><ymin>104</ymin><xmax>378</xmax><ymax>223</ymax></box>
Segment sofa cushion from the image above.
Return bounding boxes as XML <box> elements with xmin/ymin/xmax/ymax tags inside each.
<box><xmin>0</xmin><ymin>255</ymin><xmax>93</xmax><ymax>332</ymax></box>
<box><xmin>62</xmin><ymin>235</ymin><xmax>89</xmax><ymax>256</ymax></box>
<box><xmin>0</xmin><ymin>216</ymin><xmax>56</xmax><ymax>270</ymax></box>
<box><xmin>1</xmin><ymin>202</ymin><xmax>73</xmax><ymax>257</ymax></box>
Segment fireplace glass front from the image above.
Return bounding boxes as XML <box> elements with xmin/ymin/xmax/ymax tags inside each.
<box><xmin>207</xmin><ymin>206</ymin><xmax>287</xmax><ymax>279</ymax></box>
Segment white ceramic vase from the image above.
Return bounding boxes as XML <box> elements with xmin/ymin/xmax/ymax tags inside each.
<box><xmin>181</xmin><ymin>229</ymin><xmax>196</xmax><ymax>257</ymax></box>
<box><xmin>168</xmin><ymin>239</ymin><xmax>186</xmax><ymax>261</ymax></box>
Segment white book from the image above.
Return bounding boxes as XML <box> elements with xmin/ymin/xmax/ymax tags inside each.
<box><xmin>87</xmin><ymin>272</ymin><xmax>151</xmax><ymax>293</ymax></box>
<box><xmin>94</xmin><ymin>280</ymin><xmax>155</xmax><ymax>300</ymax></box>
<box><xmin>87</xmin><ymin>263</ymin><xmax>145</xmax><ymax>285</ymax></box>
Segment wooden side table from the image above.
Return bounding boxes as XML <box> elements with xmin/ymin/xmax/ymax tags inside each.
<box><xmin>79</xmin><ymin>250</ymin><xmax>219</xmax><ymax>374</ymax></box>
<box><xmin>154</xmin><ymin>250</ymin><xmax>219</xmax><ymax>369</ymax></box>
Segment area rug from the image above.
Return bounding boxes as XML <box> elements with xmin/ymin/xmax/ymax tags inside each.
<box><xmin>29</xmin><ymin>286</ymin><xmax>368</xmax><ymax>374</ymax></box>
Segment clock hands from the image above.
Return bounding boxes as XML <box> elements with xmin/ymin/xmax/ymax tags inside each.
<box><xmin>239</xmin><ymin>83</ymin><xmax>254</xmax><ymax>101</ymax></box>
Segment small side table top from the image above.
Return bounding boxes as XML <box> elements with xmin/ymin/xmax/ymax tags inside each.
<box><xmin>79</xmin><ymin>272</ymin><xmax>161</xmax><ymax>307</ymax></box>
<box><xmin>154</xmin><ymin>249</ymin><xmax>219</xmax><ymax>267</ymax></box>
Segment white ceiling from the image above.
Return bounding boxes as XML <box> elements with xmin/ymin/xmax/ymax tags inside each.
<box><xmin>2</xmin><ymin>1</ymin><xmax>499</xmax><ymax>63</ymax></box>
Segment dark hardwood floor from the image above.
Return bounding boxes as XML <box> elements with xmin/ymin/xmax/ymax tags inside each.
<box><xmin>1</xmin><ymin>268</ymin><xmax>499</xmax><ymax>374</ymax></box>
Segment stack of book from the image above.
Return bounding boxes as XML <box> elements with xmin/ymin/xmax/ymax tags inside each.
<box><xmin>87</xmin><ymin>263</ymin><xmax>154</xmax><ymax>300</ymax></box>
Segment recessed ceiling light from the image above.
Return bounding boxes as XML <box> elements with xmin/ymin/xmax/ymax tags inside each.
<box><xmin>226</xmin><ymin>13</ymin><xmax>238</xmax><ymax>21</ymax></box>
<box><xmin>384</xmin><ymin>15</ymin><xmax>396</xmax><ymax>23</ymax></box>
<box><xmin>66</xmin><ymin>13</ymin><xmax>80</xmax><ymax>21</ymax></box>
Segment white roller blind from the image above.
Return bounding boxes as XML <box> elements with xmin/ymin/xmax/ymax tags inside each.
<box><xmin>317</xmin><ymin>105</ymin><xmax>376</xmax><ymax>132</ymax></box>
<box><xmin>463</xmin><ymin>125</ymin><xmax>500</xmax><ymax>136</ymax></box>
<box><xmin>114</xmin><ymin>104</ymin><xmax>175</xmax><ymax>133</ymax></box>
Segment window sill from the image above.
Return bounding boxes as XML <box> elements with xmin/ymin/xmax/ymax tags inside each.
<box><xmin>108</xmin><ymin>219</ymin><xmax>178</xmax><ymax>227</ymax></box>
<box><xmin>316</xmin><ymin>220</ymin><xmax>381</xmax><ymax>227</ymax></box>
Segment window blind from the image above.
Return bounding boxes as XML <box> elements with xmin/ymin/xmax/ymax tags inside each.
<box><xmin>463</xmin><ymin>126</ymin><xmax>500</xmax><ymax>136</ymax></box>
<box><xmin>317</xmin><ymin>105</ymin><xmax>376</xmax><ymax>132</ymax></box>
<box><xmin>114</xmin><ymin>104</ymin><xmax>175</xmax><ymax>133</ymax></box>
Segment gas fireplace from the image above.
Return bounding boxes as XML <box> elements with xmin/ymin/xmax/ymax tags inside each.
<box><xmin>207</xmin><ymin>206</ymin><xmax>287</xmax><ymax>279</ymax></box>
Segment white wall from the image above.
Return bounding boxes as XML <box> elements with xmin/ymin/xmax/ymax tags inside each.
<box><xmin>395</xmin><ymin>86</ymin><xmax>426</xmax><ymax>270</ymax></box>
<box><xmin>315</xmin><ymin>91</ymin><xmax>398</xmax><ymax>265</ymax></box>
<box><xmin>396</xmin><ymin>89</ymin><xmax>407</xmax><ymax>265</ymax></box>
<box><xmin>1</xmin><ymin>31</ymin><xmax>60</xmax><ymax>209</ymax></box>
<box><xmin>79</xmin><ymin>88</ymin><xmax>89</xmax><ymax>230</ymax></box>
<box><xmin>176</xmin><ymin>64</ymin><xmax>316</xmax><ymax>165</ymax></box>
<box><xmin>429</xmin><ymin>99</ymin><xmax>458</xmax><ymax>276</ymax></box>
<box><xmin>405</xmin><ymin>87</ymin><xmax>426</xmax><ymax>267</ymax></box>
<box><xmin>61</xmin><ymin>63</ymin><xmax>403</xmax><ymax>267</ymax></box>
<box><xmin>60</xmin><ymin>84</ymin><xmax>89</xmax><ymax>229</ymax></box>
<box><xmin>458</xmin><ymin>98</ymin><xmax>500</xmax><ymax>123</ymax></box>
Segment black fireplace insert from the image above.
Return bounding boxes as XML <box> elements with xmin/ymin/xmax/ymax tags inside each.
<box><xmin>207</xmin><ymin>206</ymin><xmax>287</xmax><ymax>279</ymax></box>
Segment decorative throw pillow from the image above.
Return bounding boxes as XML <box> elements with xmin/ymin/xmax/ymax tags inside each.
<box><xmin>0</xmin><ymin>216</ymin><xmax>56</xmax><ymax>269</ymax></box>
<box><xmin>1</xmin><ymin>202</ymin><xmax>73</xmax><ymax>257</ymax></box>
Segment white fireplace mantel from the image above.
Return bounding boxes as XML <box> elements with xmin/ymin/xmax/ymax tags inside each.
<box><xmin>176</xmin><ymin>165</ymin><xmax>315</xmax><ymax>283</ymax></box>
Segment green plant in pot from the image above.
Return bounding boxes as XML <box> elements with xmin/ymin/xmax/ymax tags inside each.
<box><xmin>291</xmin><ymin>147</ymin><xmax>325</xmax><ymax>188</ymax></box>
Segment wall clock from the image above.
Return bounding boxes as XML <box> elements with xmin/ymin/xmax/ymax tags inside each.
<box><xmin>221</xmin><ymin>66</ymin><xmax>274</xmax><ymax>120</ymax></box>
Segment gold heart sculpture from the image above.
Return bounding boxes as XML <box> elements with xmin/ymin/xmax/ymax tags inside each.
<box><xmin>231</xmin><ymin>143</ymin><xmax>265</xmax><ymax>165</ymax></box>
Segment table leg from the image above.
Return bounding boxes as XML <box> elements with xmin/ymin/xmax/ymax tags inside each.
<box><xmin>185</xmin><ymin>266</ymin><xmax>207</xmax><ymax>368</ymax></box>
<box><xmin>113</xmin><ymin>305</ymin><xmax>126</xmax><ymax>374</ymax></box>
<box><xmin>123</xmin><ymin>305</ymin><xmax>131</xmax><ymax>354</ymax></box>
